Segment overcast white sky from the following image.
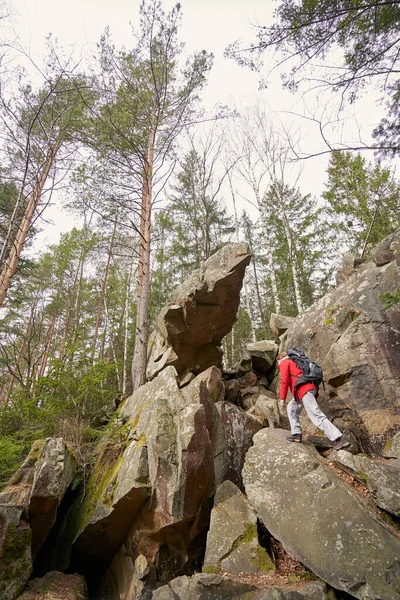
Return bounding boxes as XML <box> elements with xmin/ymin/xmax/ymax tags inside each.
<box><xmin>4</xmin><ymin>0</ymin><xmax>387</xmax><ymax>245</ymax></box>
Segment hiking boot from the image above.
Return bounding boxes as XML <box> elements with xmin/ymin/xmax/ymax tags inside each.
<box><xmin>287</xmin><ymin>433</ymin><xmax>302</xmax><ymax>443</ymax></box>
<box><xmin>332</xmin><ymin>435</ymin><xmax>350</xmax><ymax>451</ymax></box>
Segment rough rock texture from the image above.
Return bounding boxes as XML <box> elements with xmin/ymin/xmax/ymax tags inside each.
<box><xmin>214</xmin><ymin>401</ymin><xmax>262</xmax><ymax>490</ymax></box>
<box><xmin>0</xmin><ymin>504</ymin><xmax>32</xmax><ymax>600</ymax></box>
<box><xmin>246</xmin><ymin>341</ymin><xmax>278</xmax><ymax>374</ymax></box>
<box><xmin>332</xmin><ymin>450</ymin><xmax>400</xmax><ymax>516</ymax></box>
<box><xmin>246</xmin><ymin>396</ymin><xmax>282</xmax><ymax>428</ymax></box>
<box><xmin>243</xmin><ymin>428</ymin><xmax>400</xmax><ymax>600</ymax></box>
<box><xmin>270</xmin><ymin>313</ymin><xmax>295</xmax><ymax>338</ymax></box>
<box><xmin>203</xmin><ymin>480</ymin><xmax>274</xmax><ymax>576</ymax></box>
<box><xmin>147</xmin><ymin>243</ymin><xmax>251</xmax><ymax>379</ymax></box>
<box><xmin>281</xmin><ymin>230</ymin><xmax>400</xmax><ymax>447</ymax></box>
<box><xmin>16</xmin><ymin>572</ymin><xmax>87</xmax><ymax>600</ymax></box>
<box><xmin>67</xmin><ymin>366</ymin><xmax>221</xmax><ymax>582</ymax></box>
<box><xmin>29</xmin><ymin>438</ymin><xmax>76</xmax><ymax>558</ymax></box>
<box><xmin>335</xmin><ymin>254</ymin><xmax>364</xmax><ymax>285</ymax></box>
<box><xmin>383</xmin><ymin>431</ymin><xmax>400</xmax><ymax>458</ymax></box>
<box><xmin>152</xmin><ymin>575</ymin><xmax>336</xmax><ymax>600</ymax></box>
<box><xmin>0</xmin><ymin>440</ymin><xmax>45</xmax><ymax>508</ymax></box>
<box><xmin>72</xmin><ymin>365</ymin><xmax>258</xmax><ymax>598</ymax></box>
<box><xmin>371</xmin><ymin>229</ymin><xmax>400</xmax><ymax>266</ymax></box>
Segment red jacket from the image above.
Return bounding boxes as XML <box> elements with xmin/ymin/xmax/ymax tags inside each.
<box><xmin>278</xmin><ymin>356</ymin><xmax>317</xmax><ymax>402</ymax></box>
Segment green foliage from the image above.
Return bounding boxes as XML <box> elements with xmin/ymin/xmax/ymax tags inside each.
<box><xmin>323</xmin><ymin>152</ymin><xmax>400</xmax><ymax>257</ymax></box>
<box><xmin>264</xmin><ymin>182</ymin><xmax>333</xmax><ymax>313</ymax></box>
<box><xmin>224</xmin><ymin>306</ymin><xmax>253</xmax><ymax>366</ymax></box>
<box><xmin>380</xmin><ymin>291</ymin><xmax>400</xmax><ymax>310</ymax></box>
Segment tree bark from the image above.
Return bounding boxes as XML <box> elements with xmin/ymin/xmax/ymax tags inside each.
<box><xmin>131</xmin><ymin>133</ymin><xmax>154</xmax><ymax>391</ymax></box>
<box><xmin>90</xmin><ymin>216</ymin><xmax>117</xmax><ymax>365</ymax></box>
<box><xmin>0</xmin><ymin>140</ymin><xmax>61</xmax><ymax>308</ymax></box>
<box><xmin>38</xmin><ymin>313</ymin><xmax>57</xmax><ymax>378</ymax></box>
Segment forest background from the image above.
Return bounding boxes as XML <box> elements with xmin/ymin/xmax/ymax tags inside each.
<box><xmin>0</xmin><ymin>0</ymin><xmax>399</xmax><ymax>486</ymax></box>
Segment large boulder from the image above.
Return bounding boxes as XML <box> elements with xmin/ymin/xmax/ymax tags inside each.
<box><xmin>383</xmin><ymin>431</ymin><xmax>400</xmax><ymax>458</ymax></box>
<box><xmin>246</xmin><ymin>341</ymin><xmax>278</xmax><ymax>374</ymax></box>
<box><xmin>243</xmin><ymin>428</ymin><xmax>400</xmax><ymax>600</ymax></box>
<box><xmin>28</xmin><ymin>438</ymin><xmax>76</xmax><ymax>558</ymax></box>
<box><xmin>0</xmin><ymin>504</ymin><xmax>32</xmax><ymax>600</ymax></box>
<box><xmin>0</xmin><ymin>440</ymin><xmax>45</xmax><ymax>508</ymax></box>
<box><xmin>203</xmin><ymin>480</ymin><xmax>274</xmax><ymax>576</ymax></box>
<box><xmin>152</xmin><ymin>574</ymin><xmax>336</xmax><ymax>600</ymax></box>
<box><xmin>332</xmin><ymin>450</ymin><xmax>400</xmax><ymax>516</ymax></box>
<box><xmin>67</xmin><ymin>366</ymin><xmax>218</xmax><ymax>579</ymax></box>
<box><xmin>214</xmin><ymin>401</ymin><xmax>262</xmax><ymax>490</ymax></box>
<box><xmin>281</xmin><ymin>230</ymin><xmax>400</xmax><ymax>447</ymax></box>
<box><xmin>147</xmin><ymin>243</ymin><xmax>251</xmax><ymax>379</ymax></box>
<box><xmin>269</xmin><ymin>313</ymin><xmax>295</xmax><ymax>338</ymax></box>
<box><xmin>66</xmin><ymin>366</ymin><xmax>244</xmax><ymax>595</ymax></box>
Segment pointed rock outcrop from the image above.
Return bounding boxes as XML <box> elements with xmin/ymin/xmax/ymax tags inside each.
<box><xmin>147</xmin><ymin>243</ymin><xmax>251</xmax><ymax>380</ymax></box>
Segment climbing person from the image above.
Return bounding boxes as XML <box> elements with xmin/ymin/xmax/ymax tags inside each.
<box><xmin>277</xmin><ymin>350</ymin><xmax>350</xmax><ymax>450</ymax></box>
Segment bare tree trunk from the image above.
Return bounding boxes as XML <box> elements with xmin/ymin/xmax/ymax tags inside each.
<box><xmin>103</xmin><ymin>296</ymin><xmax>120</xmax><ymax>384</ymax></box>
<box><xmin>132</xmin><ymin>134</ymin><xmax>154</xmax><ymax>391</ymax></box>
<box><xmin>279</xmin><ymin>206</ymin><xmax>304</xmax><ymax>314</ymax></box>
<box><xmin>122</xmin><ymin>265</ymin><xmax>132</xmax><ymax>395</ymax></box>
<box><xmin>360</xmin><ymin>194</ymin><xmax>381</xmax><ymax>260</ymax></box>
<box><xmin>0</xmin><ymin>296</ymin><xmax>38</xmax><ymax>405</ymax></box>
<box><xmin>0</xmin><ymin>140</ymin><xmax>61</xmax><ymax>308</ymax></box>
<box><xmin>244</xmin><ymin>284</ymin><xmax>257</xmax><ymax>343</ymax></box>
<box><xmin>38</xmin><ymin>313</ymin><xmax>56</xmax><ymax>378</ymax></box>
<box><xmin>90</xmin><ymin>216</ymin><xmax>117</xmax><ymax>365</ymax></box>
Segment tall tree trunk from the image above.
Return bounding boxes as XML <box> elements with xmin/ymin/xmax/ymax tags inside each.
<box><xmin>0</xmin><ymin>296</ymin><xmax>38</xmax><ymax>405</ymax></box>
<box><xmin>103</xmin><ymin>296</ymin><xmax>120</xmax><ymax>384</ymax></box>
<box><xmin>38</xmin><ymin>313</ymin><xmax>56</xmax><ymax>378</ymax></box>
<box><xmin>0</xmin><ymin>140</ymin><xmax>61</xmax><ymax>308</ymax></box>
<box><xmin>90</xmin><ymin>216</ymin><xmax>117</xmax><ymax>365</ymax></box>
<box><xmin>244</xmin><ymin>284</ymin><xmax>257</xmax><ymax>343</ymax></box>
<box><xmin>360</xmin><ymin>194</ymin><xmax>381</xmax><ymax>259</ymax></box>
<box><xmin>248</xmin><ymin>168</ymin><xmax>282</xmax><ymax>314</ymax></box>
<box><xmin>280</xmin><ymin>209</ymin><xmax>304</xmax><ymax>314</ymax></box>
<box><xmin>267</xmin><ymin>246</ymin><xmax>281</xmax><ymax>314</ymax></box>
<box><xmin>122</xmin><ymin>265</ymin><xmax>132</xmax><ymax>395</ymax></box>
<box><xmin>132</xmin><ymin>133</ymin><xmax>154</xmax><ymax>391</ymax></box>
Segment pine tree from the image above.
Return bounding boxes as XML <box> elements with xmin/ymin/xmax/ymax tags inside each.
<box><xmin>323</xmin><ymin>152</ymin><xmax>400</xmax><ymax>258</ymax></box>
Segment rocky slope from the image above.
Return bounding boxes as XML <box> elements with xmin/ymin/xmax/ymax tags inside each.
<box><xmin>1</xmin><ymin>236</ymin><xmax>399</xmax><ymax>600</ymax></box>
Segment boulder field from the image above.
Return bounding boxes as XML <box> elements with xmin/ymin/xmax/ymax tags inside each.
<box><xmin>1</xmin><ymin>235</ymin><xmax>399</xmax><ymax>600</ymax></box>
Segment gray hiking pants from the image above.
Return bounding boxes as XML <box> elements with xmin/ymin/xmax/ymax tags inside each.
<box><xmin>287</xmin><ymin>390</ymin><xmax>342</xmax><ymax>441</ymax></box>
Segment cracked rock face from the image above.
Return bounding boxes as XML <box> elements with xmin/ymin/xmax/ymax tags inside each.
<box><xmin>331</xmin><ymin>449</ymin><xmax>400</xmax><ymax>517</ymax></box>
<box><xmin>203</xmin><ymin>480</ymin><xmax>274</xmax><ymax>576</ymax></box>
<box><xmin>147</xmin><ymin>243</ymin><xmax>251</xmax><ymax>379</ymax></box>
<box><xmin>243</xmin><ymin>428</ymin><xmax>400</xmax><ymax>600</ymax></box>
<box><xmin>281</xmin><ymin>229</ymin><xmax>400</xmax><ymax>444</ymax></box>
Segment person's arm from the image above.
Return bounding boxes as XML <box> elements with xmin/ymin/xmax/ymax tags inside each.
<box><xmin>279</xmin><ymin>359</ymin><xmax>291</xmax><ymax>408</ymax></box>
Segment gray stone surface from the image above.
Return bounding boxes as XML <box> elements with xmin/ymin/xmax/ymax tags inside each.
<box><xmin>243</xmin><ymin>428</ymin><xmax>400</xmax><ymax>600</ymax></box>
<box><xmin>147</xmin><ymin>243</ymin><xmax>251</xmax><ymax>379</ymax></box>
<box><xmin>29</xmin><ymin>438</ymin><xmax>76</xmax><ymax>557</ymax></box>
<box><xmin>332</xmin><ymin>449</ymin><xmax>400</xmax><ymax>516</ymax></box>
<box><xmin>270</xmin><ymin>313</ymin><xmax>295</xmax><ymax>338</ymax></box>
<box><xmin>153</xmin><ymin>575</ymin><xmax>336</xmax><ymax>600</ymax></box>
<box><xmin>246</xmin><ymin>340</ymin><xmax>278</xmax><ymax>374</ymax></box>
<box><xmin>203</xmin><ymin>480</ymin><xmax>274</xmax><ymax>576</ymax></box>
<box><xmin>281</xmin><ymin>230</ymin><xmax>400</xmax><ymax>445</ymax></box>
<box><xmin>383</xmin><ymin>431</ymin><xmax>400</xmax><ymax>458</ymax></box>
<box><xmin>0</xmin><ymin>504</ymin><xmax>32</xmax><ymax>600</ymax></box>
<box><xmin>214</xmin><ymin>401</ymin><xmax>262</xmax><ymax>490</ymax></box>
